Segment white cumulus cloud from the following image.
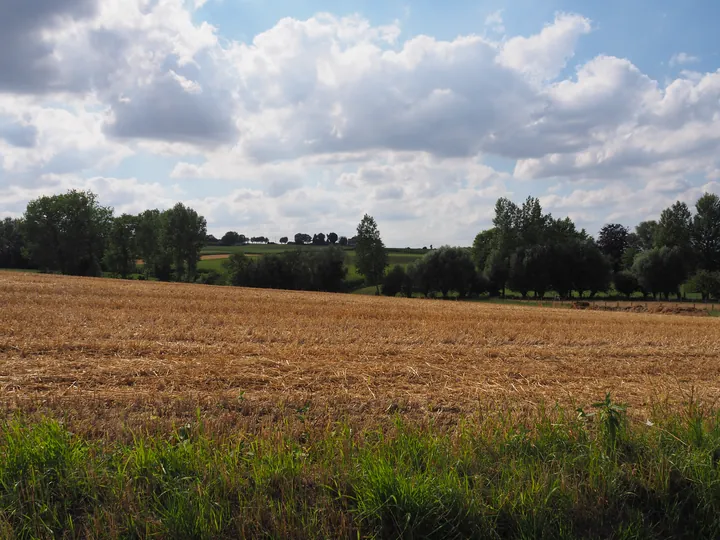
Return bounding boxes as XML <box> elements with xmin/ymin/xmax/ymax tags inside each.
<box><xmin>1</xmin><ymin>3</ymin><xmax>720</xmax><ymax>244</ymax></box>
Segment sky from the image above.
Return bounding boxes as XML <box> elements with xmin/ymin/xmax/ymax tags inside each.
<box><xmin>1</xmin><ymin>0</ymin><xmax>719</xmax><ymax>246</ymax></box>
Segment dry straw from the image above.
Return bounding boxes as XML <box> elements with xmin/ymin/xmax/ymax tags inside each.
<box><xmin>1</xmin><ymin>272</ymin><xmax>719</xmax><ymax>436</ymax></box>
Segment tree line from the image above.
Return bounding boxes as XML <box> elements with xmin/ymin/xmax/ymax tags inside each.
<box><xmin>378</xmin><ymin>193</ymin><xmax>720</xmax><ymax>301</ymax></box>
<box><xmin>3</xmin><ymin>189</ymin><xmax>719</xmax><ymax>301</ymax></box>
<box><xmin>0</xmin><ymin>190</ymin><xmax>207</xmax><ymax>282</ymax></box>
<box><xmin>0</xmin><ymin>190</ymin><xmax>385</xmax><ymax>292</ymax></box>
<box><xmin>223</xmin><ymin>215</ymin><xmax>387</xmax><ymax>293</ymax></box>
<box><xmin>215</xmin><ymin>231</ymin><xmax>353</xmax><ymax>247</ymax></box>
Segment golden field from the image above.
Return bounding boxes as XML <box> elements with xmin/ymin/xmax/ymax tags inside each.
<box><xmin>2</xmin><ymin>271</ymin><xmax>720</xmax><ymax>435</ymax></box>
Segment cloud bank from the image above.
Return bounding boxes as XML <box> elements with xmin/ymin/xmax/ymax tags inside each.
<box><xmin>1</xmin><ymin>1</ymin><xmax>719</xmax><ymax>245</ymax></box>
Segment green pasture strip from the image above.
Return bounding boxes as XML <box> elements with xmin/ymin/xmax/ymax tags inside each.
<box><xmin>3</xmin><ymin>401</ymin><xmax>720</xmax><ymax>538</ymax></box>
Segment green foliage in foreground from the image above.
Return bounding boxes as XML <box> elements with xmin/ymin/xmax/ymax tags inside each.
<box><xmin>4</xmin><ymin>401</ymin><xmax>720</xmax><ymax>538</ymax></box>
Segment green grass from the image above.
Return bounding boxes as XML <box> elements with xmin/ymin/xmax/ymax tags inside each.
<box><xmin>198</xmin><ymin>245</ymin><xmax>424</xmax><ymax>293</ymax></box>
<box><xmin>203</xmin><ymin>244</ymin><xmax>428</xmax><ymax>254</ymax></box>
<box><xmin>201</xmin><ymin>245</ymin><xmax>426</xmax><ymax>264</ymax></box>
<box><xmin>4</xmin><ymin>400</ymin><xmax>720</xmax><ymax>538</ymax></box>
<box><xmin>197</xmin><ymin>258</ymin><xmax>231</xmax><ymax>273</ymax></box>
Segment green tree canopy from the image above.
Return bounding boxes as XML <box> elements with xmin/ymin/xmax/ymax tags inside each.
<box><xmin>632</xmin><ymin>247</ymin><xmax>687</xmax><ymax>300</ymax></box>
<box><xmin>104</xmin><ymin>214</ymin><xmax>137</xmax><ymax>278</ymax></box>
<box><xmin>0</xmin><ymin>218</ymin><xmax>29</xmax><ymax>269</ymax></box>
<box><xmin>354</xmin><ymin>214</ymin><xmax>388</xmax><ymax>294</ymax></box>
<box><xmin>655</xmin><ymin>201</ymin><xmax>692</xmax><ymax>250</ymax></box>
<box><xmin>23</xmin><ymin>190</ymin><xmax>112</xmax><ymax>276</ymax></box>
<box><xmin>597</xmin><ymin>223</ymin><xmax>630</xmax><ymax>273</ymax></box>
<box><xmin>634</xmin><ymin>221</ymin><xmax>658</xmax><ymax>251</ymax></box>
<box><xmin>692</xmin><ymin>193</ymin><xmax>720</xmax><ymax>272</ymax></box>
<box><xmin>164</xmin><ymin>203</ymin><xmax>207</xmax><ymax>282</ymax></box>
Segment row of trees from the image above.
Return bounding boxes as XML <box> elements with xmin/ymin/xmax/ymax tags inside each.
<box><xmin>595</xmin><ymin>195</ymin><xmax>720</xmax><ymax>300</ymax></box>
<box><xmin>382</xmin><ymin>247</ymin><xmax>480</xmax><ymax>298</ymax></box>
<box><xmin>291</xmin><ymin>232</ymin><xmax>350</xmax><ymax>246</ymax></box>
<box><xmin>377</xmin><ymin>193</ymin><xmax>720</xmax><ymax>301</ymax></box>
<box><xmin>217</xmin><ymin>231</ymin><xmax>354</xmax><ymax>247</ymax></box>
<box><xmin>226</xmin><ymin>248</ymin><xmax>347</xmax><ymax>292</ymax></box>
<box><xmin>468</xmin><ymin>197</ymin><xmax>613</xmax><ymax>299</ymax></box>
<box><xmin>4</xmin><ymin>188</ymin><xmax>719</xmax><ymax>301</ymax></box>
<box><xmin>224</xmin><ymin>215</ymin><xmax>388</xmax><ymax>293</ymax></box>
<box><xmin>216</xmin><ymin>232</ymin><xmax>271</xmax><ymax>245</ymax></box>
<box><xmin>0</xmin><ymin>190</ymin><xmax>207</xmax><ymax>282</ymax></box>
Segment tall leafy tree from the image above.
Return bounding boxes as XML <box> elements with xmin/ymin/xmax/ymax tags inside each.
<box><xmin>692</xmin><ymin>193</ymin><xmax>720</xmax><ymax>271</ymax></box>
<box><xmin>548</xmin><ymin>241</ymin><xmax>583</xmax><ymax>299</ymax></box>
<box><xmin>0</xmin><ymin>217</ymin><xmax>28</xmax><ymax>269</ymax></box>
<box><xmin>508</xmin><ymin>245</ymin><xmax>553</xmax><ymax>298</ymax></box>
<box><xmin>613</xmin><ymin>271</ymin><xmax>639</xmax><ymax>299</ymax></box>
<box><xmin>312</xmin><ymin>246</ymin><xmax>348</xmax><ymax>292</ymax></box>
<box><xmin>492</xmin><ymin>198</ymin><xmax>520</xmax><ymax>254</ymax></box>
<box><xmin>104</xmin><ymin>214</ymin><xmax>137</xmax><ymax>278</ymax></box>
<box><xmin>621</xmin><ymin>232</ymin><xmax>643</xmax><ymax>270</ymax></box>
<box><xmin>545</xmin><ymin>216</ymin><xmax>587</xmax><ymax>244</ymax></box>
<box><xmin>472</xmin><ymin>228</ymin><xmax>497</xmax><ymax>271</ymax></box>
<box><xmin>687</xmin><ymin>270</ymin><xmax>720</xmax><ymax>301</ymax></box>
<box><xmin>407</xmin><ymin>258</ymin><xmax>433</xmax><ymax>298</ymax></box>
<box><xmin>422</xmin><ymin>246</ymin><xmax>476</xmax><ymax>298</ymax></box>
<box><xmin>294</xmin><ymin>233</ymin><xmax>311</xmax><ymax>245</ymax></box>
<box><xmin>485</xmin><ymin>250</ymin><xmax>510</xmax><ymax>297</ymax></box>
<box><xmin>597</xmin><ymin>223</ymin><xmax>630</xmax><ymax>273</ymax></box>
<box><xmin>23</xmin><ymin>190</ymin><xmax>112</xmax><ymax>276</ymax></box>
<box><xmin>382</xmin><ymin>265</ymin><xmax>407</xmax><ymax>297</ymax></box>
<box><xmin>525</xmin><ymin>245</ymin><xmax>553</xmax><ymax>298</ymax></box>
<box><xmin>655</xmin><ymin>202</ymin><xmax>692</xmax><ymax>249</ymax></box>
<box><xmin>635</xmin><ymin>221</ymin><xmax>658</xmax><ymax>251</ymax></box>
<box><xmin>164</xmin><ymin>203</ymin><xmax>207</xmax><ymax>282</ymax></box>
<box><xmin>327</xmin><ymin>232</ymin><xmax>339</xmax><ymax>244</ymax></box>
<box><xmin>632</xmin><ymin>247</ymin><xmax>686</xmax><ymax>300</ymax></box>
<box><xmin>517</xmin><ymin>196</ymin><xmax>549</xmax><ymax>246</ymax></box>
<box><xmin>135</xmin><ymin>209</ymin><xmax>171</xmax><ymax>280</ymax></box>
<box><xmin>573</xmin><ymin>241</ymin><xmax>611</xmax><ymax>297</ymax></box>
<box><xmin>508</xmin><ymin>247</ymin><xmax>533</xmax><ymax>298</ymax></box>
<box><xmin>221</xmin><ymin>231</ymin><xmax>243</xmax><ymax>246</ymax></box>
<box><xmin>354</xmin><ymin>214</ymin><xmax>388</xmax><ymax>294</ymax></box>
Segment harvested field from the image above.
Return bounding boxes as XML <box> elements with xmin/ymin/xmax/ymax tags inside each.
<box><xmin>199</xmin><ymin>253</ymin><xmax>232</xmax><ymax>260</ymax></box>
<box><xmin>136</xmin><ymin>253</ymin><xmax>233</xmax><ymax>265</ymax></box>
<box><xmin>2</xmin><ymin>271</ymin><xmax>720</xmax><ymax>435</ymax></box>
<box><xmin>586</xmin><ymin>303</ymin><xmax>712</xmax><ymax>316</ymax></box>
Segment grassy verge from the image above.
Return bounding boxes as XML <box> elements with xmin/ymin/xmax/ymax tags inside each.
<box><xmin>3</xmin><ymin>399</ymin><xmax>720</xmax><ymax>538</ymax></box>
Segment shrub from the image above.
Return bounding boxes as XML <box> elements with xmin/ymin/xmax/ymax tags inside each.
<box><xmin>382</xmin><ymin>265</ymin><xmax>406</xmax><ymax>297</ymax></box>
<box><xmin>613</xmin><ymin>270</ymin><xmax>639</xmax><ymax>299</ymax></box>
<box><xmin>687</xmin><ymin>270</ymin><xmax>720</xmax><ymax>301</ymax></box>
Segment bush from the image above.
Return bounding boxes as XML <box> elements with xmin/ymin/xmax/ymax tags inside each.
<box><xmin>687</xmin><ymin>270</ymin><xmax>720</xmax><ymax>301</ymax></box>
<box><xmin>419</xmin><ymin>246</ymin><xmax>477</xmax><ymax>298</ymax></box>
<box><xmin>382</xmin><ymin>265</ymin><xmax>406</xmax><ymax>297</ymax></box>
<box><xmin>226</xmin><ymin>248</ymin><xmax>347</xmax><ymax>292</ymax></box>
<box><xmin>195</xmin><ymin>269</ymin><xmax>226</xmax><ymax>286</ymax></box>
<box><xmin>632</xmin><ymin>247</ymin><xmax>687</xmax><ymax>300</ymax></box>
<box><xmin>613</xmin><ymin>270</ymin><xmax>639</xmax><ymax>299</ymax></box>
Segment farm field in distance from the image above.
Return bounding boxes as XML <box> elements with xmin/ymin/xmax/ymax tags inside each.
<box><xmin>2</xmin><ymin>271</ymin><xmax>719</xmax><ymax>433</ymax></box>
<box><xmin>197</xmin><ymin>244</ymin><xmax>427</xmax><ymax>279</ymax></box>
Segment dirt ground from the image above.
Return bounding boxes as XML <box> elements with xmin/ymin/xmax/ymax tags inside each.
<box><xmin>2</xmin><ymin>272</ymin><xmax>719</xmax><ymax>436</ymax></box>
